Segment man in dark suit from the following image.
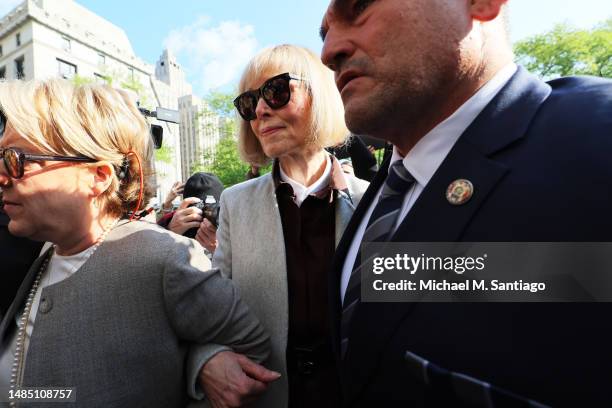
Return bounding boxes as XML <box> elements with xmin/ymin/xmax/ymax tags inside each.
<box><xmin>320</xmin><ymin>0</ymin><xmax>612</xmax><ymax>406</ymax></box>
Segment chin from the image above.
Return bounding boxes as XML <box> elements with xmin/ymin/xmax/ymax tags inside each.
<box><xmin>345</xmin><ymin>105</ymin><xmax>374</xmax><ymax>135</ymax></box>
<box><xmin>8</xmin><ymin>220</ymin><xmax>42</xmax><ymax>242</ymax></box>
<box><xmin>262</xmin><ymin>146</ymin><xmax>284</xmax><ymax>160</ymax></box>
<box><xmin>345</xmin><ymin>90</ymin><xmax>394</xmax><ymax>136</ymax></box>
<box><xmin>7</xmin><ymin>221</ymin><xmax>31</xmax><ymax>238</ymax></box>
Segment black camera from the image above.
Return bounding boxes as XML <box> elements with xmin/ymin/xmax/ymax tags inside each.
<box><xmin>138</xmin><ymin>107</ymin><xmax>180</xmax><ymax>149</ymax></box>
<box><xmin>184</xmin><ymin>197</ymin><xmax>220</xmax><ymax>239</ymax></box>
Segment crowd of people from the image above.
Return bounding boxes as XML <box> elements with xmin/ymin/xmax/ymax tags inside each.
<box><xmin>1</xmin><ymin>0</ymin><xmax>611</xmax><ymax>407</ymax></box>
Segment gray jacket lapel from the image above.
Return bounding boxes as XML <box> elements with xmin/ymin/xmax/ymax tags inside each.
<box><xmin>336</xmin><ymin>174</ymin><xmax>370</xmax><ymax>246</ymax></box>
<box><xmin>335</xmin><ymin>190</ymin><xmax>356</xmax><ymax>247</ymax></box>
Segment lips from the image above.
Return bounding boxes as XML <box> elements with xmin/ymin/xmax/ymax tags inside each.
<box><xmin>260</xmin><ymin>126</ymin><xmax>285</xmax><ymax>136</ymax></box>
<box><xmin>336</xmin><ymin>70</ymin><xmax>362</xmax><ymax>93</ymax></box>
<box><xmin>2</xmin><ymin>199</ymin><xmax>21</xmax><ymax>215</ymax></box>
<box><xmin>2</xmin><ymin>199</ymin><xmax>19</xmax><ymax>207</ymax></box>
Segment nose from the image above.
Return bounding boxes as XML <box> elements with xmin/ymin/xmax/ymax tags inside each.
<box><xmin>254</xmin><ymin>95</ymin><xmax>272</xmax><ymax>120</ymax></box>
<box><xmin>321</xmin><ymin>25</ymin><xmax>354</xmax><ymax>75</ymax></box>
<box><xmin>0</xmin><ymin>163</ymin><xmax>11</xmax><ymax>187</ymax></box>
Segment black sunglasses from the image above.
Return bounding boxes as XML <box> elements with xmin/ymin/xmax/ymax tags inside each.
<box><xmin>0</xmin><ymin>147</ymin><xmax>97</xmax><ymax>179</ymax></box>
<box><xmin>233</xmin><ymin>73</ymin><xmax>303</xmax><ymax>121</ymax></box>
<box><xmin>0</xmin><ymin>110</ymin><xmax>6</xmax><ymax>140</ymax></box>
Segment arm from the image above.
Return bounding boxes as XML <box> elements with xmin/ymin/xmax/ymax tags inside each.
<box><xmin>165</xmin><ymin>241</ymin><xmax>275</xmax><ymax>403</ymax></box>
<box><xmin>211</xmin><ymin>191</ymin><xmax>231</xmax><ymax>278</ymax></box>
<box><xmin>163</xmin><ymin>237</ymin><xmax>269</xmax><ymax>357</ymax></box>
<box><xmin>162</xmin><ymin>181</ymin><xmax>184</xmax><ymax>212</ymax></box>
<box><xmin>180</xmin><ymin>195</ymin><xmax>279</xmax><ymax>404</ymax></box>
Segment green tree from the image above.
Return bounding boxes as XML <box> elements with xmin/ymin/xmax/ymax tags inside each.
<box><xmin>154</xmin><ymin>144</ymin><xmax>174</xmax><ymax>165</ymax></box>
<box><xmin>514</xmin><ymin>19</ymin><xmax>612</xmax><ymax>79</ymax></box>
<box><xmin>194</xmin><ymin>91</ymin><xmax>274</xmax><ymax>186</ymax></box>
<box><xmin>195</xmin><ymin>135</ymin><xmax>249</xmax><ymax>187</ymax></box>
<box><xmin>192</xmin><ymin>92</ymin><xmax>242</xmax><ymax>186</ymax></box>
<box><xmin>206</xmin><ymin>89</ymin><xmax>236</xmax><ymax>117</ymax></box>
<box><xmin>70</xmin><ymin>74</ymin><xmax>94</xmax><ymax>86</ymax></box>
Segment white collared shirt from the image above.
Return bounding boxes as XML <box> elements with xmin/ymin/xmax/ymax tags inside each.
<box><xmin>340</xmin><ymin>63</ymin><xmax>518</xmax><ymax>303</ymax></box>
<box><xmin>279</xmin><ymin>155</ymin><xmax>332</xmax><ymax>206</ymax></box>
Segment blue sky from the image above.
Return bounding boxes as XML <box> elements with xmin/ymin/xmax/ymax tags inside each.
<box><xmin>1</xmin><ymin>0</ymin><xmax>611</xmax><ymax>95</ymax></box>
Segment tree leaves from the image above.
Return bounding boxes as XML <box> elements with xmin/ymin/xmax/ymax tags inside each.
<box><xmin>514</xmin><ymin>19</ymin><xmax>612</xmax><ymax>79</ymax></box>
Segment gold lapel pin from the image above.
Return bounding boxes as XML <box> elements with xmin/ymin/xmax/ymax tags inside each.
<box><xmin>446</xmin><ymin>179</ymin><xmax>474</xmax><ymax>205</ymax></box>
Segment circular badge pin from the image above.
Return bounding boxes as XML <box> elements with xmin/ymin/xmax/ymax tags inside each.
<box><xmin>446</xmin><ymin>179</ymin><xmax>473</xmax><ymax>205</ymax></box>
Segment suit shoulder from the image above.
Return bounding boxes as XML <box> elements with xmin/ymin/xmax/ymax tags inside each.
<box><xmin>547</xmin><ymin>75</ymin><xmax>612</xmax><ymax>103</ymax></box>
<box><xmin>536</xmin><ymin>75</ymin><xmax>612</xmax><ymax>137</ymax></box>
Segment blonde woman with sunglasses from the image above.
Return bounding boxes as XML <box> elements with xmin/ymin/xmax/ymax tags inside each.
<box><xmin>196</xmin><ymin>45</ymin><xmax>369</xmax><ymax>407</ymax></box>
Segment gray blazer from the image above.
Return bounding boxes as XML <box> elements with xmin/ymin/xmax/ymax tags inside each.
<box><xmin>195</xmin><ymin>171</ymin><xmax>369</xmax><ymax>407</ymax></box>
<box><xmin>0</xmin><ymin>220</ymin><xmax>269</xmax><ymax>408</ymax></box>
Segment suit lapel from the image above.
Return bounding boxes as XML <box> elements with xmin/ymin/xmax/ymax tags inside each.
<box><xmin>329</xmin><ymin>163</ymin><xmax>390</xmax><ymax>355</ymax></box>
<box><xmin>0</xmin><ymin>247</ymin><xmax>52</xmax><ymax>341</ymax></box>
<box><xmin>341</xmin><ymin>67</ymin><xmax>552</xmax><ymax>402</ymax></box>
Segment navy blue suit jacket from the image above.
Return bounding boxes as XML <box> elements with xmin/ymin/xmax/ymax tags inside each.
<box><xmin>330</xmin><ymin>67</ymin><xmax>612</xmax><ymax>407</ymax></box>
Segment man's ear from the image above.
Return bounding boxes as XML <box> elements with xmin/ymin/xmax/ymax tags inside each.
<box><xmin>90</xmin><ymin>162</ymin><xmax>114</xmax><ymax>197</ymax></box>
<box><xmin>470</xmin><ymin>0</ymin><xmax>507</xmax><ymax>22</ymax></box>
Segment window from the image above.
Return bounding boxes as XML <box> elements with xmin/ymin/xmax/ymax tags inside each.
<box><xmin>128</xmin><ymin>67</ymin><xmax>134</xmax><ymax>81</ymax></box>
<box><xmin>94</xmin><ymin>73</ymin><xmax>109</xmax><ymax>84</ymax></box>
<box><xmin>57</xmin><ymin>58</ymin><xmax>76</xmax><ymax>79</ymax></box>
<box><xmin>16</xmin><ymin>33</ymin><xmax>21</xmax><ymax>47</ymax></box>
<box><xmin>0</xmin><ymin>45</ymin><xmax>3</xmax><ymax>57</ymax></box>
<box><xmin>61</xmin><ymin>36</ymin><xmax>71</xmax><ymax>52</ymax></box>
<box><xmin>14</xmin><ymin>56</ymin><xmax>24</xmax><ymax>79</ymax></box>
<box><xmin>97</xmin><ymin>53</ymin><xmax>105</xmax><ymax>66</ymax></box>
<box><xmin>0</xmin><ymin>66</ymin><xmax>5</xmax><ymax>80</ymax></box>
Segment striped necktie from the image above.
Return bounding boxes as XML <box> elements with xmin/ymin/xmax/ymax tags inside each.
<box><xmin>340</xmin><ymin>160</ymin><xmax>415</xmax><ymax>358</ymax></box>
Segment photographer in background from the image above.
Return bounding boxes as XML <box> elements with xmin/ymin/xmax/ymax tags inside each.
<box><xmin>159</xmin><ymin>180</ymin><xmax>184</xmax><ymax>215</ymax></box>
<box><xmin>245</xmin><ymin>164</ymin><xmax>261</xmax><ymax>180</ymax></box>
<box><xmin>328</xmin><ymin>134</ymin><xmax>378</xmax><ymax>182</ymax></box>
<box><xmin>158</xmin><ymin>172</ymin><xmax>223</xmax><ymax>252</ymax></box>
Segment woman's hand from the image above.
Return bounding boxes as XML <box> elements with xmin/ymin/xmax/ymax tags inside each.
<box><xmin>196</xmin><ymin>218</ymin><xmax>218</xmax><ymax>253</ymax></box>
<box><xmin>199</xmin><ymin>351</ymin><xmax>280</xmax><ymax>408</ymax></box>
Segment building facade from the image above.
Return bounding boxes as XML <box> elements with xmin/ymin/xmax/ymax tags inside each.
<box><xmin>0</xmin><ymin>0</ymin><xmax>222</xmax><ymax>203</ymax></box>
<box><xmin>178</xmin><ymin>94</ymin><xmax>224</xmax><ymax>181</ymax></box>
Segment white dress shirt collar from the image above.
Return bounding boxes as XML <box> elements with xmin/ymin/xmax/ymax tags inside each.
<box><xmin>279</xmin><ymin>154</ymin><xmax>332</xmax><ymax>206</ymax></box>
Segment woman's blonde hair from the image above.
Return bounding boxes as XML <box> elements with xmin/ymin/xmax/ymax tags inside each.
<box><xmin>0</xmin><ymin>78</ymin><xmax>154</xmax><ymax>218</ymax></box>
<box><xmin>237</xmin><ymin>44</ymin><xmax>348</xmax><ymax>166</ymax></box>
